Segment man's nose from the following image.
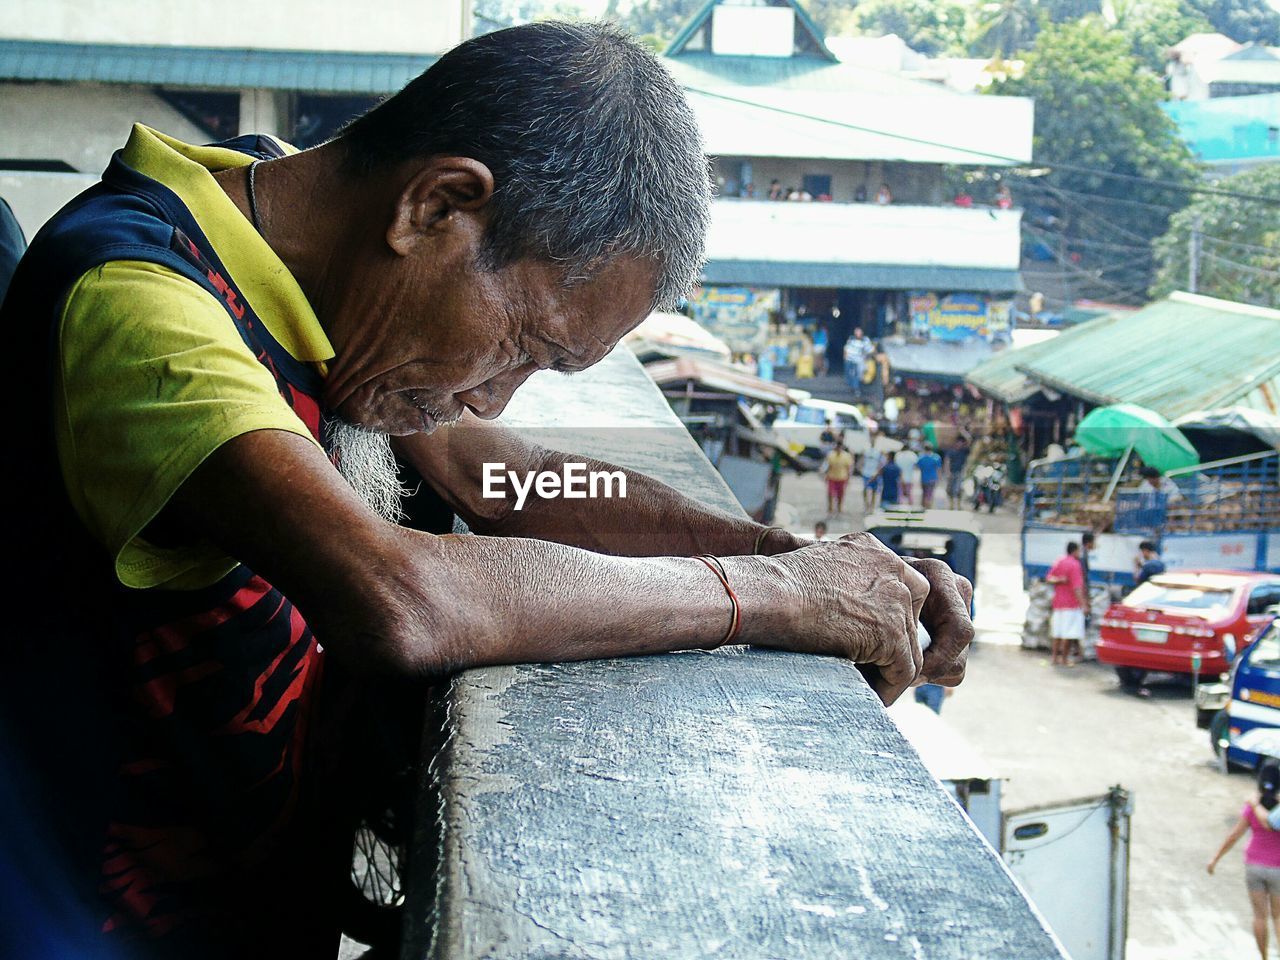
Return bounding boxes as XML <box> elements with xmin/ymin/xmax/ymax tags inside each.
<box><xmin>456</xmin><ymin>363</ymin><xmax>538</xmax><ymax>420</ymax></box>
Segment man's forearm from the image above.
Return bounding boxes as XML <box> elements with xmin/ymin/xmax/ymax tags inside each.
<box><xmin>468</xmin><ymin>447</ymin><xmax>801</xmax><ymax>558</ymax></box>
<box><xmin>168</xmin><ymin>430</ymin><xmax>792</xmax><ymax>676</ymax></box>
<box><xmin>395</xmin><ymin>422</ymin><xmax>801</xmax><ymax>559</ymax></box>
<box><xmin>165</xmin><ymin>429</ymin><xmax>964</xmax><ymax>702</ymax></box>
<box><xmin>347</xmin><ymin>524</ymin><xmax>935</xmax><ymax>704</ymax></box>
<box><xmin>368</xmin><ymin>528</ymin><xmax>797</xmax><ymax>675</ymax></box>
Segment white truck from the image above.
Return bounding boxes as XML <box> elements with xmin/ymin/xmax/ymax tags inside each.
<box><xmin>890</xmin><ymin>702</ymin><xmax>1133</xmax><ymax>960</ymax></box>
<box><xmin>769</xmin><ymin>395</ymin><xmax>878</xmax><ymax>456</ymax></box>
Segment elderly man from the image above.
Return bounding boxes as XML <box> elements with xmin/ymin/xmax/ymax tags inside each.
<box><xmin>0</xmin><ymin>22</ymin><xmax>972</xmax><ymax>960</ymax></box>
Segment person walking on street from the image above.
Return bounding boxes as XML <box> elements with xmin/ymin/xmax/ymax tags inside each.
<box><xmin>877</xmin><ymin>451</ymin><xmax>903</xmax><ymax>507</ymax></box>
<box><xmin>844</xmin><ymin>327</ymin><xmax>871</xmax><ymax>391</ymax></box>
<box><xmin>1135</xmin><ymin>540</ymin><xmax>1166</xmax><ymax>585</ymax></box>
<box><xmin>1079</xmin><ymin>531</ymin><xmax>1096</xmax><ymax>661</ymax></box>
<box><xmin>822</xmin><ymin>440</ymin><xmax>855</xmax><ymax>515</ymax></box>
<box><xmin>819</xmin><ymin>418</ymin><xmax>838</xmax><ymax>458</ymax></box>
<box><xmin>946</xmin><ymin>434</ymin><xmax>971</xmax><ymax>509</ymax></box>
<box><xmin>1045</xmin><ymin>542</ymin><xmax>1087</xmax><ymax>666</ymax></box>
<box><xmin>881</xmin><ymin>393</ymin><xmax>900</xmax><ymax>436</ymax></box>
<box><xmin>869</xmin><ymin>341</ymin><xmax>891</xmax><ymax>408</ymax></box>
<box><xmin>1079</xmin><ymin>531</ymin><xmax>1095</xmax><ymax>585</ymax></box>
<box><xmin>1208</xmin><ymin>760</ymin><xmax>1280</xmax><ymax>960</ymax></box>
<box><xmin>861</xmin><ymin>439</ymin><xmax>884</xmax><ymax>513</ymax></box>
<box><xmin>896</xmin><ymin>443</ymin><xmax>919</xmax><ymax>508</ymax></box>
<box><xmin>917</xmin><ymin>444</ymin><xmax>942</xmax><ymax>509</ymax></box>
<box><xmin>914</xmin><ymin>682</ymin><xmax>952</xmax><ymax>714</ymax></box>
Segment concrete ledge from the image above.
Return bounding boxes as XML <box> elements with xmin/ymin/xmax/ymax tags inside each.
<box><xmin>401</xmin><ymin>346</ymin><xmax>1066</xmax><ymax>959</ymax></box>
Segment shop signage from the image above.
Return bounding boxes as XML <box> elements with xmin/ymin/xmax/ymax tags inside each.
<box><xmin>909</xmin><ymin>292</ymin><xmax>1013</xmax><ymax>343</ymax></box>
<box><xmin>689</xmin><ymin>286</ymin><xmax>780</xmax><ymax>352</ymax></box>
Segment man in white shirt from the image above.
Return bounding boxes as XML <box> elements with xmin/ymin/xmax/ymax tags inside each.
<box><xmin>843</xmin><ymin>327</ymin><xmax>872</xmax><ymax>389</ymax></box>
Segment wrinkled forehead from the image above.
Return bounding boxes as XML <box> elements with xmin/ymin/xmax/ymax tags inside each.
<box><xmin>545</xmin><ymin>256</ymin><xmax>660</xmax><ymax>360</ymax></box>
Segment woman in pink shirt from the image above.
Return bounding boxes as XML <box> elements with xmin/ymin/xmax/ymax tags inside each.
<box><xmin>1208</xmin><ymin>761</ymin><xmax>1280</xmax><ymax>958</ymax></box>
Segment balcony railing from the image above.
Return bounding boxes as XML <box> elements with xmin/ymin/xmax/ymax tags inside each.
<box><xmin>398</xmin><ymin>345</ymin><xmax>1067</xmax><ymax>959</ymax></box>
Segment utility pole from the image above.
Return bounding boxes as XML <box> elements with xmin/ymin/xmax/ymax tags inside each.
<box><xmin>1189</xmin><ymin>217</ymin><xmax>1202</xmax><ymax>293</ymax></box>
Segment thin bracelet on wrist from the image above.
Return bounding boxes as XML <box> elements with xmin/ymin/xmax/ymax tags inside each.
<box><xmin>695</xmin><ymin>554</ymin><xmax>741</xmax><ymax>649</ymax></box>
<box><xmin>752</xmin><ymin>525</ymin><xmax>786</xmax><ymax>555</ymax></box>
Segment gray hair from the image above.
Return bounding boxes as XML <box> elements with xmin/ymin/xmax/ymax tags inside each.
<box><xmin>340</xmin><ymin>21</ymin><xmax>711</xmax><ymax>310</ymax></box>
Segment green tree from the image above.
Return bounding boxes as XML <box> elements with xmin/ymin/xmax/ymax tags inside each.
<box><xmin>1042</xmin><ymin>0</ymin><xmax>1104</xmax><ymax>22</ymax></box>
<box><xmin>988</xmin><ymin>19</ymin><xmax>1202</xmax><ymax>302</ymax></box>
<box><xmin>1187</xmin><ymin>0</ymin><xmax>1280</xmax><ymax>44</ymax></box>
<box><xmin>473</xmin><ymin>0</ymin><xmax>589</xmax><ymax>34</ymax></box>
<box><xmin>799</xmin><ymin>0</ymin><xmax>859</xmax><ymax>37</ymax></box>
<box><xmin>969</xmin><ymin>0</ymin><xmax>1045</xmax><ymax>55</ymax></box>
<box><xmin>848</xmin><ymin>0</ymin><xmax>969</xmax><ymax>55</ymax></box>
<box><xmin>1152</xmin><ymin>166</ymin><xmax>1280</xmax><ymax>308</ymax></box>
<box><xmin>613</xmin><ymin>0</ymin><xmax>708</xmax><ymax>49</ymax></box>
<box><xmin>1105</xmin><ymin>0</ymin><xmax>1213</xmax><ymax>71</ymax></box>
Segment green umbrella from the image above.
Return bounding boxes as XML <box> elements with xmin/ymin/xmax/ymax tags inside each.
<box><xmin>1074</xmin><ymin>403</ymin><xmax>1200</xmax><ymax>473</ymax></box>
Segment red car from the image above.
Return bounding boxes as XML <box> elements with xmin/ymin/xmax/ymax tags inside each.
<box><xmin>1098</xmin><ymin>570</ymin><xmax>1280</xmax><ymax>690</ymax></box>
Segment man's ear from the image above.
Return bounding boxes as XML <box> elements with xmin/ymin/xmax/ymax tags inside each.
<box><xmin>387</xmin><ymin>157</ymin><xmax>494</xmax><ymax>256</ymax></box>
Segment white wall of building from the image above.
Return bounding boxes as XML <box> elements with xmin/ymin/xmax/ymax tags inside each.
<box><xmin>0</xmin><ymin>0</ymin><xmax>469</xmax><ymax>54</ymax></box>
<box><xmin>706</xmin><ymin>200</ymin><xmax>1022</xmax><ymax>270</ymax></box>
<box><xmin>1</xmin><ymin>170</ymin><xmax>99</xmax><ymax>238</ymax></box>
<box><xmin>687</xmin><ymin>89</ymin><xmax>1034</xmax><ymax>165</ymax></box>
<box><xmin>0</xmin><ymin>83</ymin><xmax>208</xmax><ymax>175</ymax></box>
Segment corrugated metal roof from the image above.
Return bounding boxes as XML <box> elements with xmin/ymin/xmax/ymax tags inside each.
<box><xmin>665</xmin><ymin>51</ymin><xmax>942</xmax><ymax>95</ymax></box>
<box><xmin>643</xmin><ymin>356</ymin><xmax>793</xmax><ymax>404</ymax></box>
<box><xmin>1009</xmin><ymin>293</ymin><xmax>1280</xmax><ymax>418</ymax></box>
<box><xmin>965</xmin><ymin>335</ymin><xmax>1063</xmax><ymax>402</ymax></box>
<box><xmin>703</xmin><ymin>259</ymin><xmax>1023</xmax><ymax>292</ymax></box>
<box><xmin>0</xmin><ymin>39</ymin><xmax>435</xmax><ymax>93</ymax></box>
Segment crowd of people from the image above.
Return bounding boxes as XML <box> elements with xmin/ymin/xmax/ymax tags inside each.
<box><xmin>951</xmin><ymin>182</ymin><xmax>1013</xmax><ymax>210</ymax></box>
<box><xmin>820</xmin><ymin>426</ymin><xmax>974</xmax><ymax>518</ymax></box>
<box><xmin>758</xmin><ymin>179</ymin><xmax>895</xmax><ymax>204</ymax></box>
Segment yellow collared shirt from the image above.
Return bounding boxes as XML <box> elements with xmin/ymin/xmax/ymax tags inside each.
<box><xmin>55</xmin><ymin>126</ymin><xmax>336</xmax><ymax>590</ymax></box>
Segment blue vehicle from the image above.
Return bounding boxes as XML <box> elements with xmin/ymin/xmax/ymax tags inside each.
<box><xmin>1213</xmin><ymin>612</ymin><xmax>1280</xmax><ymax>769</ymax></box>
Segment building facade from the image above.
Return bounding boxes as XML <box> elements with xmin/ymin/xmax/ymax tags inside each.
<box><xmin>0</xmin><ymin>0</ymin><xmax>470</xmax><ymax>236</ymax></box>
<box><xmin>663</xmin><ymin>0</ymin><xmax>1033</xmax><ymax>385</ymax></box>
<box><xmin>1162</xmin><ymin>34</ymin><xmax>1280</xmax><ymax>173</ymax></box>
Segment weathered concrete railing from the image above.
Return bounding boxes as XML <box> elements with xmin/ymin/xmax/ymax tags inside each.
<box><xmin>401</xmin><ymin>347</ymin><xmax>1066</xmax><ymax>959</ymax></box>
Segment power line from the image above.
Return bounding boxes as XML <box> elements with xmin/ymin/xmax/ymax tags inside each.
<box><xmin>1199</xmin><ymin>234</ymin><xmax>1280</xmax><ymax>259</ymax></box>
<box><xmin>1019</xmin><ymin>229</ymin><xmax>1158</xmax><ymax>300</ymax></box>
<box><xmin>1020</xmin><ymin>226</ymin><xmax>1156</xmax><ymax>267</ymax></box>
<box><xmin>1021</xmin><ymin>227</ymin><xmax>1152</xmax><ymax>255</ymax></box>
<box><xmin>1014</xmin><ymin>177</ymin><xmax>1275</xmax><ymax>269</ymax></box>
<box><xmin>1201</xmin><ymin>250</ymin><xmax>1280</xmax><ymax>279</ymax></box>
<box><xmin>684</xmin><ymin>85</ymin><xmax>1280</xmax><ymax>206</ymax></box>
<box><xmin>1012</xmin><ymin>177</ymin><xmax>1183</xmax><ymax>220</ymax></box>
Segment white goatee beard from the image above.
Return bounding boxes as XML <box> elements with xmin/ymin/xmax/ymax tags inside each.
<box><xmin>323</xmin><ymin>417</ymin><xmax>409</xmax><ymax>524</ymax></box>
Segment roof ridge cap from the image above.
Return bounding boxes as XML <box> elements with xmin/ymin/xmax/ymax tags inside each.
<box><xmin>1168</xmin><ymin>290</ymin><xmax>1280</xmax><ymax>320</ymax></box>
